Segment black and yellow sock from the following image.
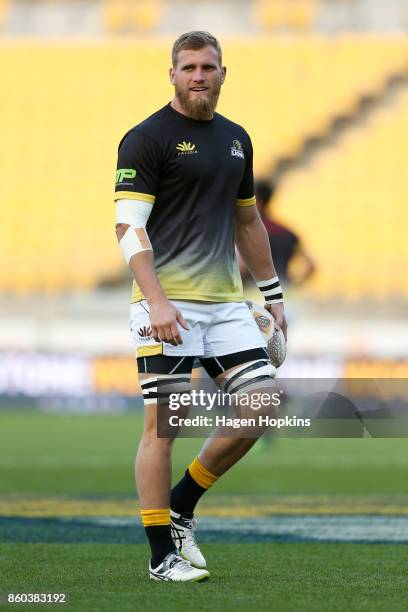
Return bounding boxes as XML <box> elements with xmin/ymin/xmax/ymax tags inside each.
<box><xmin>141</xmin><ymin>508</ymin><xmax>176</xmax><ymax>569</ymax></box>
<box><xmin>171</xmin><ymin>456</ymin><xmax>219</xmax><ymax>516</ymax></box>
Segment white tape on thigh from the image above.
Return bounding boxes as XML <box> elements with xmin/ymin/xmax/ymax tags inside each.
<box><xmin>140</xmin><ymin>375</ymin><xmax>191</xmax><ymax>406</ymax></box>
<box><xmin>223</xmin><ymin>359</ymin><xmax>276</xmax><ymax>395</ymax></box>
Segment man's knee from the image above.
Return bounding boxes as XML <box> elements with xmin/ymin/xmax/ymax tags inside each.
<box><xmin>140</xmin><ymin>430</ymin><xmax>175</xmax><ymax>450</ymax></box>
<box><xmin>140</xmin><ymin>405</ymin><xmax>174</xmax><ymax>442</ymax></box>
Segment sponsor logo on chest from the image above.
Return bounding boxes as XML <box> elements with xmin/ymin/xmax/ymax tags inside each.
<box><xmin>176</xmin><ymin>141</ymin><xmax>198</xmax><ymax>155</ymax></box>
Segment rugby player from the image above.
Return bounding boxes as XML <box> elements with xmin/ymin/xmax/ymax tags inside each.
<box><xmin>114</xmin><ymin>31</ymin><xmax>287</xmax><ymax>582</ymax></box>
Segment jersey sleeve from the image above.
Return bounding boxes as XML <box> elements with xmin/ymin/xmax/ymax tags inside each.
<box><xmin>236</xmin><ymin>134</ymin><xmax>256</xmax><ymax>207</ymax></box>
<box><xmin>114</xmin><ymin>129</ymin><xmax>161</xmax><ymax>204</ymax></box>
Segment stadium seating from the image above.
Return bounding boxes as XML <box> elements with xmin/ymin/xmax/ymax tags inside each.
<box><xmin>220</xmin><ymin>37</ymin><xmax>408</xmax><ymax>174</ymax></box>
<box><xmin>0</xmin><ymin>38</ymin><xmax>407</xmax><ymax>295</ymax></box>
<box><xmin>273</xmin><ymin>90</ymin><xmax>408</xmax><ymax>299</ymax></box>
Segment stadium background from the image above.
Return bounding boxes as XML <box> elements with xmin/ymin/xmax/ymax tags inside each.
<box><xmin>1</xmin><ymin>1</ymin><xmax>408</xmax><ymax>609</ymax></box>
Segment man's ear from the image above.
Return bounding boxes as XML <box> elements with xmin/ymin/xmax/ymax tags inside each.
<box><xmin>169</xmin><ymin>66</ymin><xmax>175</xmax><ymax>85</ymax></box>
<box><xmin>221</xmin><ymin>66</ymin><xmax>227</xmax><ymax>84</ymax></box>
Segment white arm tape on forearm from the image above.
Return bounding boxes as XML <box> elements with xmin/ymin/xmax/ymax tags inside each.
<box><xmin>119</xmin><ymin>226</ymin><xmax>152</xmax><ymax>265</ymax></box>
<box><xmin>116</xmin><ymin>198</ymin><xmax>153</xmax><ymax>265</ymax></box>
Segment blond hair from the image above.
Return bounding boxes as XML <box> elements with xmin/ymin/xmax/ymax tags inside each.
<box><xmin>172</xmin><ymin>31</ymin><xmax>222</xmax><ymax>67</ymax></box>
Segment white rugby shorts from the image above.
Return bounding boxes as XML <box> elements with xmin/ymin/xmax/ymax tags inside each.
<box><xmin>129</xmin><ymin>300</ymin><xmax>266</xmax><ymax>358</ymax></box>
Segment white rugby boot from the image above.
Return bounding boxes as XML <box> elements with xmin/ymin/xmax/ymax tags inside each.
<box><xmin>149</xmin><ymin>551</ymin><xmax>209</xmax><ymax>582</ymax></box>
<box><xmin>170</xmin><ymin>510</ymin><xmax>207</xmax><ymax>569</ymax></box>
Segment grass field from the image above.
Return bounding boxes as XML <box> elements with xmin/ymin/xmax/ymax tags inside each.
<box><xmin>1</xmin><ymin>410</ymin><xmax>408</xmax><ymax>610</ymax></box>
<box><xmin>2</xmin><ymin>543</ymin><xmax>408</xmax><ymax>611</ymax></box>
<box><xmin>2</xmin><ymin>411</ymin><xmax>408</xmax><ymax>495</ymax></box>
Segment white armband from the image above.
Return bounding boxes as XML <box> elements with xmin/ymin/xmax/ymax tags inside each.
<box><xmin>115</xmin><ymin>199</ymin><xmax>153</xmax><ymax>265</ymax></box>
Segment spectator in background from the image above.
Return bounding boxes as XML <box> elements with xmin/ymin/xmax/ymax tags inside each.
<box><xmin>240</xmin><ymin>180</ymin><xmax>315</xmax><ymax>287</ymax></box>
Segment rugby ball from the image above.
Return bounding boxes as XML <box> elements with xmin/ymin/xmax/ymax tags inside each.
<box><xmin>246</xmin><ymin>300</ymin><xmax>286</xmax><ymax>368</ymax></box>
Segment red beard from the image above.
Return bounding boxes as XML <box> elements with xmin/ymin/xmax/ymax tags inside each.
<box><xmin>175</xmin><ymin>83</ymin><xmax>221</xmax><ymax>120</ymax></box>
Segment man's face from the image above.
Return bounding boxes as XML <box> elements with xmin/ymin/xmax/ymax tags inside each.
<box><xmin>170</xmin><ymin>46</ymin><xmax>226</xmax><ymax>120</ymax></box>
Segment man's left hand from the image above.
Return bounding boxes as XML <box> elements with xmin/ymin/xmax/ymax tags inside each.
<box><xmin>264</xmin><ymin>302</ymin><xmax>287</xmax><ymax>342</ymax></box>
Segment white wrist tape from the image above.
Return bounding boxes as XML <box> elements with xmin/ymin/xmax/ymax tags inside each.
<box><xmin>116</xmin><ymin>198</ymin><xmax>153</xmax><ymax>265</ymax></box>
<box><xmin>257</xmin><ymin>276</ymin><xmax>283</xmax><ymax>304</ymax></box>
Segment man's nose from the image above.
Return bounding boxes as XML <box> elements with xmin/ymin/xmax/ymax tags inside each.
<box><xmin>192</xmin><ymin>69</ymin><xmax>205</xmax><ymax>81</ymax></box>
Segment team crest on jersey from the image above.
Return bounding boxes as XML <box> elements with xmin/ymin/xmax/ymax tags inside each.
<box><xmin>176</xmin><ymin>141</ymin><xmax>198</xmax><ymax>155</ymax></box>
<box><xmin>231</xmin><ymin>140</ymin><xmax>245</xmax><ymax>159</ymax></box>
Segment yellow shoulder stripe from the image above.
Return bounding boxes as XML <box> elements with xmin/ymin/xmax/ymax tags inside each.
<box><xmin>236</xmin><ymin>196</ymin><xmax>256</xmax><ymax>207</ymax></box>
<box><xmin>137</xmin><ymin>344</ymin><xmax>163</xmax><ymax>358</ymax></box>
<box><xmin>114</xmin><ymin>191</ymin><xmax>155</xmax><ymax>204</ymax></box>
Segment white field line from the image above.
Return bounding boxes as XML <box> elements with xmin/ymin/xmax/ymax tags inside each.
<box><xmin>85</xmin><ymin>515</ymin><xmax>408</xmax><ymax>542</ymax></box>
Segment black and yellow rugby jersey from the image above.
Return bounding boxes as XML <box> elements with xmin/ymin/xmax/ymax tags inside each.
<box><xmin>114</xmin><ymin>103</ymin><xmax>256</xmax><ymax>303</ymax></box>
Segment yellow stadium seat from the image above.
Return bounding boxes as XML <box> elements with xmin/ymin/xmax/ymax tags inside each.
<box><xmin>255</xmin><ymin>0</ymin><xmax>318</xmax><ymax>31</ymax></box>
<box><xmin>255</xmin><ymin>0</ymin><xmax>287</xmax><ymax>29</ymax></box>
<box><xmin>102</xmin><ymin>0</ymin><xmax>162</xmax><ymax>33</ymax></box>
<box><xmin>0</xmin><ymin>0</ymin><xmax>10</xmax><ymax>29</ymax></box>
<box><xmin>289</xmin><ymin>0</ymin><xmax>318</xmax><ymax>30</ymax></box>
<box><xmin>131</xmin><ymin>0</ymin><xmax>162</xmax><ymax>30</ymax></box>
<box><xmin>102</xmin><ymin>0</ymin><xmax>128</xmax><ymax>32</ymax></box>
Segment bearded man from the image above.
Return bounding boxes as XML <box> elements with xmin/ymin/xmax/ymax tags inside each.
<box><xmin>114</xmin><ymin>31</ymin><xmax>287</xmax><ymax>582</ymax></box>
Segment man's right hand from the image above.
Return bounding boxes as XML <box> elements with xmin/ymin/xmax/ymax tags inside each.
<box><xmin>148</xmin><ymin>298</ymin><xmax>190</xmax><ymax>346</ymax></box>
